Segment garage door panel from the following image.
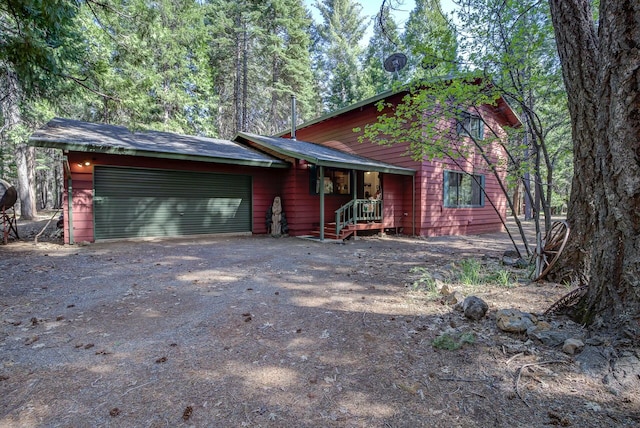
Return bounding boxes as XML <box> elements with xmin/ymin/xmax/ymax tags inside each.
<box><xmin>94</xmin><ymin>167</ymin><xmax>251</xmax><ymax>240</ymax></box>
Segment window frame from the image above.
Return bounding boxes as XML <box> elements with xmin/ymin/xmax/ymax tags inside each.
<box><xmin>457</xmin><ymin>112</ymin><xmax>485</xmax><ymax>140</ymax></box>
<box><xmin>308</xmin><ymin>165</ymin><xmax>352</xmax><ymax>196</ymax></box>
<box><xmin>443</xmin><ymin>170</ymin><xmax>485</xmax><ymax>208</ymax></box>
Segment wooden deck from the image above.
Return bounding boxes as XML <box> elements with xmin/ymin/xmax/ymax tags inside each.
<box><xmin>309</xmin><ymin>221</ymin><xmax>385</xmax><ymax>240</ymax></box>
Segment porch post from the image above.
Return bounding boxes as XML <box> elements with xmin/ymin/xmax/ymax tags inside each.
<box><xmin>352</xmin><ymin>169</ymin><xmax>357</xmax><ymax>223</ymax></box>
<box><xmin>412</xmin><ymin>174</ymin><xmax>416</xmax><ymax>236</ymax></box>
<box><xmin>319</xmin><ymin>165</ymin><xmax>325</xmax><ymax>240</ymax></box>
<box><xmin>63</xmin><ymin>156</ymin><xmax>75</xmax><ymax>245</ymax></box>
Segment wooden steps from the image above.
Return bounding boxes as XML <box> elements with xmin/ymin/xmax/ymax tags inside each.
<box><xmin>309</xmin><ymin>222</ymin><xmax>384</xmax><ymax>240</ymax></box>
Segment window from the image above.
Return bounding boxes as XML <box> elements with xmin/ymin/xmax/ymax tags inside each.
<box><xmin>309</xmin><ymin>166</ymin><xmax>351</xmax><ymax>195</ymax></box>
<box><xmin>457</xmin><ymin>112</ymin><xmax>484</xmax><ymax>140</ymax></box>
<box><xmin>444</xmin><ymin>170</ymin><xmax>485</xmax><ymax>207</ymax></box>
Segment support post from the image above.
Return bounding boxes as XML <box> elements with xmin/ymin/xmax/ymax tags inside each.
<box><xmin>319</xmin><ymin>165</ymin><xmax>325</xmax><ymax>240</ymax></box>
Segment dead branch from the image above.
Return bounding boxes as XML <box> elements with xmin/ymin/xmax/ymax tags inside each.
<box><xmin>515</xmin><ymin>360</ymin><xmax>567</xmax><ymax>407</ymax></box>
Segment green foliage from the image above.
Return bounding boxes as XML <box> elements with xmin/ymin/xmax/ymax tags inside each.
<box><xmin>486</xmin><ymin>269</ymin><xmax>516</xmax><ymax>288</ymax></box>
<box><xmin>432</xmin><ymin>331</ymin><xmax>475</xmax><ymax>350</ymax></box>
<box><xmin>409</xmin><ymin>266</ymin><xmax>438</xmax><ymax>293</ymax></box>
<box><xmin>458</xmin><ymin>258</ymin><xmax>483</xmax><ymax>286</ymax></box>
<box><xmin>312</xmin><ymin>0</ymin><xmax>368</xmax><ymax>110</ymax></box>
<box><xmin>360</xmin><ymin>6</ymin><xmax>407</xmax><ymax>97</ymax></box>
<box><xmin>402</xmin><ymin>0</ymin><xmax>459</xmax><ymax>78</ymax></box>
<box><xmin>0</xmin><ymin>0</ymin><xmax>85</xmax><ymax>98</ymax></box>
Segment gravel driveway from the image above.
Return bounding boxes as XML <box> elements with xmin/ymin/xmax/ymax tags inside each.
<box><xmin>0</xmin><ymin>230</ymin><xmax>638</xmax><ymax>427</ymax></box>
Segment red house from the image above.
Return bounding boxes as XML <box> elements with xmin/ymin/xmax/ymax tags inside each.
<box><xmin>29</xmin><ymin>88</ymin><xmax>519</xmax><ymax>244</ymax></box>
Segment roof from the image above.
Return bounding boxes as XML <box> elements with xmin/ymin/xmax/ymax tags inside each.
<box><xmin>236</xmin><ymin>132</ymin><xmax>415</xmax><ymax>176</ymax></box>
<box><xmin>278</xmin><ymin>76</ymin><xmax>522</xmax><ymax>136</ymax></box>
<box><xmin>29</xmin><ymin>118</ymin><xmax>288</xmax><ymax>168</ymax></box>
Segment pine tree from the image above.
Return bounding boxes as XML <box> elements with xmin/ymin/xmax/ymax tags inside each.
<box><xmin>361</xmin><ymin>5</ymin><xmax>407</xmax><ymax>97</ymax></box>
<box><xmin>76</xmin><ymin>0</ymin><xmax>217</xmax><ymax>135</ymax></box>
<box><xmin>402</xmin><ymin>0</ymin><xmax>458</xmax><ymax>78</ymax></box>
<box><xmin>249</xmin><ymin>0</ymin><xmax>317</xmax><ymax>134</ymax></box>
<box><xmin>312</xmin><ymin>0</ymin><xmax>368</xmax><ymax>111</ymax></box>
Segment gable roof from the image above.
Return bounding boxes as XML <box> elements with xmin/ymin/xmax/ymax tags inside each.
<box><xmin>29</xmin><ymin>118</ymin><xmax>287</xmax><ymax>168</ymax></box>
<box><xmin>236</xmin><ymin>132</ymin><xmax>415</xmax><ymax>176</ymax></box>
<box><xmin>278</xmin><ymin>77</ymin><xmax>522</xmax><ymax>136</ymax></box>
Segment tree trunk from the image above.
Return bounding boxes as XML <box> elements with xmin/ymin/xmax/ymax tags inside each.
<box><xmin>547</xmin><ymin>0</ymin><xmax>599</xmax><ymax>284</ymax></box>
<box><xmin>548</xmin><ymin>0</ymin><xmax>640</xmax><ymax>331</ymax></box>
<box><xmin>15</xmin><ymin>144</ymin><xmax>37</xmax><ymax>220</ymax></box>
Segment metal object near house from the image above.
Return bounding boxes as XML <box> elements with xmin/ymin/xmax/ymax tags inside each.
<box><xmin>0</xmin><ymin>178</ymin><xmax>17</xmax><ymax>209</ymax></box>
<box><xmin>383</xmin><ymin>53</ymin><xmax>407</xmax><ymax>74</ymax></box>
<box><xmin>534</xmin><ymin>220</ymin><xmax>570</xmax><ymax>281</ymax></box>
<box><xmin>1</xmin><ymin>178</ymin><xmax>19</xmax><ymax>244</ymax></box>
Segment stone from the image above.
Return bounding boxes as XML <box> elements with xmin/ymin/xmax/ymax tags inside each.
<box><xmin>496</xmin><ymin>308</ymin><xmax>537</xmax><ymax>333</ymax></box>
<box><xmin>562</xmin><ymin>338</ymin><xmax>585</xmax><ymax>354</ymax></box>
<box><xmin>438</xmin><ymin>282</ymin><xmax>451</xmax><ymax>295</ymax></box>
<box><xmin>441</xmin><ymin>291</ymin><xmax>465</xmax><ymax>306</ymax></box>
<box><xmin>462</xmin><ymin>296</ymin><xmax>488</xmax><ymax>321</ymax></box>
<box><xmin>527</xmin><ymin>326</ymin><xmax>572</xmax><ymax>347</ymax></box>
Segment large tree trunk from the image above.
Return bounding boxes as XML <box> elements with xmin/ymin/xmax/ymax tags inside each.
<box><xmin>548</xmin><ymin>0</ymin><xmax>640</xmax><ymax>330</ymax></box>
<box><xmin>1</xmin><ymin>69</ymin><xmax>38</xmax><ymax>220</ymax></box>
<box><xmin>15</xmin><ymin>144</ymin><xmax>37</xmax><ymax>220</ymax></box>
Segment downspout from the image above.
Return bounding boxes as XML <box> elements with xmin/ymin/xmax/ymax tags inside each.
<box><xmin>63</xmin><ymin>156</ymin><xmax>74</xmax><ymax>244</ymax></box>
<box><xmin>319</xmin><ymin>165</ymin><xmax>325</xmax><ymax>240</ymax></box>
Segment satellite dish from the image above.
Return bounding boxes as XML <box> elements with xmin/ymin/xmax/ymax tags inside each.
<box><xmin>383</xmin><ymin>53</ymin><xmax>407</xmax><ymax>74</ymax></box>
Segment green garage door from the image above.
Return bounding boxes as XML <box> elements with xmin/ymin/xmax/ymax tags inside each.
<box><xmin>94</xmin><ymin>166</ymin><xmax>252</xmax><ymax>240</ymax></box>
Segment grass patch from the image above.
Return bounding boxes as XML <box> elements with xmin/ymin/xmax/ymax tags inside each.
<box><xmin>458</xmin><ymin>258</ymin><xmax>483</xmax><ymax>285</ymax></box>
<box><xmin>486</xmin><ymin>269</ymin><xmax>516</xmax><ymax>287</ymax></box>
<box><xmin>432</xmin><ymin>331</ymin><xmax>475</xmax><ymax>350</ymax></box>
<box><xmin>408</xmin><ymin>266</ymin><xmax>438</xmax><ymax>294</ymax></box>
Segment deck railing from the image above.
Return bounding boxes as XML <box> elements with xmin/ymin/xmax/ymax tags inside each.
<box><xmin>335</xmin><ymin>199</ymin><xmax>382</xmax><ymax>235</ymax></box>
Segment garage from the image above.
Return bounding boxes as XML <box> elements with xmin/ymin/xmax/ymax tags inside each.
<box><xmin>94</xmin><ymin>166</ymin><xmax>252</xmax><ymax>240</ymax></box>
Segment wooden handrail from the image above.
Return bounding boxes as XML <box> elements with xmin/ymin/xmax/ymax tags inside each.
<box><xmin>335</xmin><ymin>199</ymin><xmax>382</xmax><ymax>235</ymax></box>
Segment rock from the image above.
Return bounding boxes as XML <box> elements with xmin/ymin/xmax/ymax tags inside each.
<box><xmin>441</xmin><ymin>291</ymin><xmax>465</xmax><ymax>306</ymax></box>
<box><xmin>502</xmin><ymin>250</ymin><xmax>528</xmax><ymax>268</ymax></box>
<box><xmin>438</xmin><ymin>282</ymin><xmax>451</xmax><ymax>295</ymax></box>
<box><xmin>528</xmin><ymin>326</ymin><xmax>572</xmax><ymax>347</ymax></box>
<box><xmin>496</xmin><ymin>309</ymin><xmax>537</xmax><ymax>333</ymax></box>
<box><xmin>562</xmin><ymin>338</ymin><xmax>585</xmax><ymax>354</ymax></box>
<box><xmin>575</xmin><ymin>345</ymin><xmax>613</xmax><ymax>378</ymax></box>
<box><xmin>462</xmin><ymin>296</ymin><xmax>488</xmax><ymax>321</ymax></box>
<box><xmin>611</xmin><ymin>353</ymin><xmax>640</xmax><ymax>389</ymax></box>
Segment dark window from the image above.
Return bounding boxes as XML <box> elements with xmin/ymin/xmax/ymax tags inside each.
<box><xmin>444</xmin><ymin>170</ymin><xmax>484</xmax><ymax>207</ymax></box>
<box><xmin>457</xmin><ymin>112</ymin><xmax>484</xmax><ymax>140</ymax></box>
<box><xmin>309</xmin><ymin>166</ymin><xmax>351</xmax><ymax>195</ymax></box>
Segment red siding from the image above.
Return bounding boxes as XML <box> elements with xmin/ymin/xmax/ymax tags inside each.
<box><xmin>64</xmin><ymin>152</ymin><xmax>285</xmax><ymax>243</ymax></box>
<box><xmin>290</xmin><ymin>96</ymin><xmax>509</xmax><ymax>237</ymax></box>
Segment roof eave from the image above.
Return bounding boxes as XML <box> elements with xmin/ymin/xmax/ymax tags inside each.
<box><xmin>315</xmin><ymin>160</ymin><xmax>415</xmax><ymax>175</ymax></box>
<box><xmin>29</xmin><ymin>138</ymin><xmax>289</xmax><ymax>169</ymax></box>
<box><xmin>236</xmin><ymin>133</ymin><xmax>415</xmax><ymax>176</ymax></box>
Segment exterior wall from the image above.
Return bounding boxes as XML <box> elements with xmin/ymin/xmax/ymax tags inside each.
<box><xmin>281</xmin><ymin>162</ymin><xmax>353</xmax><ymax>236</ymax></box>
<box><xmin>64</xmin><ymin>152</ymin><xmax>285</xmax><ymax>243</ymax></box>
<box><xmin>292</xmin><ymin>95</ymin><xmax>510</xmax><ymax>237</ymax></box>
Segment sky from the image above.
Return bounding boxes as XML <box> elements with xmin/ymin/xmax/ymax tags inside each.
<box><xmin>303</xmin><ymin>0</ymin><xmax>457</xmax><ymax>45</ymax></box>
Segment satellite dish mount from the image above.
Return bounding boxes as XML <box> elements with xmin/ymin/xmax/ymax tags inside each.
<box><xmin>383</xmin><ymin>53</ymin><xmax>408</xmax><ymax>79</ymax></box>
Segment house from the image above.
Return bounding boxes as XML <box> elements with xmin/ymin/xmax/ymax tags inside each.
<box><xmin>276</xmin><ymin>87</ymin><xmax>520</xmax><ymax>237</ymax></box>
<box><xmin>29</xmin><ymin>87</ymin><xmax>519</xmax><ymax>244</ymax></box>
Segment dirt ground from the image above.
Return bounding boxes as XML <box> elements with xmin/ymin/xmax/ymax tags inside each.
<box><xmin>0</xmin><ymin>214</ymin><xmax>638</xmax><ymax>427</ymax></box>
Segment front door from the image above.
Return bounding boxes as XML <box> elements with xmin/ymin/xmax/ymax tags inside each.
<box><xmin>362</xmin><ymin>171</ymin><xmax>381</xmax><ymax>199</ymax></box>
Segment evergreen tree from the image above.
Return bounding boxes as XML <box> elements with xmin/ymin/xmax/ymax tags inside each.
<box><xmin>312</xmin><ymin>0</ymin><xmax>368</xmax><ymax>111</ymax></box>
<box><xmin>75</xmin><ymin>0</ymin><xmax>217</xmax><ymax>135</ymax></box>
<box><xmin>0</xmin><ymin>0</ymin><xmax>87</xmax><ymax>218</ymax></box>
<box><xmin>402</xmin><ymin>0</ymin><xmax>458</xmax><ymax>78</ymax></box>
<box><xmin>249</xmin><ymin>0</ymin><xmax>317</xmax><ymax>134</ymax></box>
<box><xmin>361</xmin><ymin>5</ymin><xmax>407</xmax><ymax>97</ymax></box>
